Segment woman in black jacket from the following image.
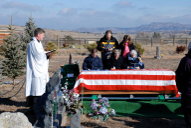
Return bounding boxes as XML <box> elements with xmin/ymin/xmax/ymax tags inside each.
<box><xmin>109</xmin><ymin>49</ymin><xmax>125</xmax><ymax>69</ymax></box>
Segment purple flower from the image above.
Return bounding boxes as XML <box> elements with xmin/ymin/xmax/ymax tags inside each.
<box><xmin>91</xmin><ymin>101</ymin><xmax>98</xmax><ymax>110</ymax></box>
<box><xmin>99</xmin><ymin>107</ymin><xmax>108</xmax><ymax>114</ymax></box>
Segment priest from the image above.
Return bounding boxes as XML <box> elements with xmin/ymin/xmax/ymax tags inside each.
<box><xmin>26</xmin><ymin>28</ymin><xmax>50</xmax><ymax>115</ymax></box>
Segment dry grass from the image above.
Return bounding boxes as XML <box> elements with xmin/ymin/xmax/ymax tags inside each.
<box><xmin>0</xmin><ymin>43</ymin><xmax>186</xmax><ymax>127</ymax></box>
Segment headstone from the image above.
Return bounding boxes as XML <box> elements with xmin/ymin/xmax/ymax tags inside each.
<box><xmin>34</xmin><ymin>70</ymin><xmax>62</xmax><ymax>128</ymax></box>
<box><xmin>154</xmin><ymin>46</ymin><xmax>161</xmax><ymax>59</ymax></box>
<box><xmin>69</xmin><ymin>54</ymin><xmax>73</xmax><ymax>64</ymax></box>
<box><xmin>0</xmin><ymin>112</ymin><xmax>32</xmax><ymax>128</ymax></box>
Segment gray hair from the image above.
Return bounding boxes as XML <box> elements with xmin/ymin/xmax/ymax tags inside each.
<box><xmin>130</xmin><ymin>50</ymin><xmax>137</xmax><ymax>57</ymax></box>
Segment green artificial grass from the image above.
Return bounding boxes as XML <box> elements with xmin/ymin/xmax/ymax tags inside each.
<box><xmin>82</xmin><ymin>100</ymin><xmax>183</xmax><ymax>118</ymax></box>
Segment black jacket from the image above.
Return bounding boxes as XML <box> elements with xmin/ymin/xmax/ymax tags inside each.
<box><xmin>119</xmin><ymin>42</ymin><xmax>136</xmax><ymax>54</ymax></box>
<box><xmin>97</xmin><ymin>36</ymin><xmax>118</xmax><ymax>60</ymax></box>
<box><xmin>176</xmin><ymin>53</ymin><xmax>191</xmax><ymax>94</ymax></box>
<box><xmin>109</xmin><ymin>56</ymin><xmax>125</xmax><ymax>69</ymax></box>
<box><xmin>176</xmin><ymin>52</ymin><xmax>191</xmax><ymax>108</ymax></box>
<box><xmin>82</xmin><ymin>55</ymin><xmax>103</xmax><ymax>70</ymax></box>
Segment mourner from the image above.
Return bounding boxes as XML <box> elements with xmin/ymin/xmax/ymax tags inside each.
<box><xmin>97</xmin><ymin>30</ymin><xmax>118</xmax><ymax>69</ymax></box>
<box><xmin>26</xmin><ymin>28</ymin><xmax>52</xmax><ymax>115</ymax></box>
<box><xmin>176</xmin><ymin>50</ymin><xmax>191</xmax><ymax>128</ymax></box>
<box><xmin>127</xmin><ymin>50</ymin><xmax>144</xmax><ymax>69</ymax></box>
<box><xmin>119</xmin><ymin>35</ymin><xmax>137</xmax><ymax>58</ymax></box>
<box><xmin>82</xmin><ymin>49</ymin><xmax>103</xmax><ymax>70</ymax></box>
<box><xmin>119</xmin><ymin>35</ymin><xmax>131</xmax><ymax>58</ymax></box>
<box><xmin>109</xmin><ymin>49</ymin><xmax>125</xmax><ymax>69</ymax></box>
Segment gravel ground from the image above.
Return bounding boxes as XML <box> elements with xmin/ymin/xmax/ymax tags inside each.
<box><xmin>0</xmin><ymin>45</ymin><xmax>187</xmax><ymax>128</ymax></box>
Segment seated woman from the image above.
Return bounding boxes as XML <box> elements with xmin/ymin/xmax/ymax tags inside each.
<box><xmin>109</xmin><ymin>49</ymin><xmax>125</xmax><ymax>69</ymax></box>
<box><xmin>127</xmin><ymin>50</ymin><xmax>144</xmax><ymax>69</ymax></box>
<box><xmin>82</xmin><ymin>49</ymin><xmax>103</xmax><ymax>70</ymax></box>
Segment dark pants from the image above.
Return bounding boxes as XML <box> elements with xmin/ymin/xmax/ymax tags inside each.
<box><xmin>183</xmin><ymin>108</ymin><xmax>191</xmax><ymax>128</ymax></box>
<box><xmin>102</xmin><ymin>51</ymin><xmax>112</xmax><ymax>70</ymax></box>
<box><xmin>102</xmin><ymin>59</ymin><xmax>110</xmax><ymax>70</ymax></box>
<box><xmin>26</xmin><ymin>96</ymin><xmax>41</xmax><ymax>114</ymax></box>
<box><xmin>181</xmin><ymin>94</ymin><xmax>191</xmax><ymax>128</ymax></box>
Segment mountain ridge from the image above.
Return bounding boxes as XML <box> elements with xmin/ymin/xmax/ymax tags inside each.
<box><xmin>76</xmin><ymin>22</ymin><xmax>191</xmax><ymax>33</ymax></box>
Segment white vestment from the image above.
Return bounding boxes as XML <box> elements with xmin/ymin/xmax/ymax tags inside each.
<box><xmin>26</xmin><ymin>37</ymin><xmax>49</xmax><ymax>97</ymax></box>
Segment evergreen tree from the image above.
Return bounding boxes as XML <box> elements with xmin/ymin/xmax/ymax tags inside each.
<box><xmin>152</xmin><ymin>32</ymin><xmax>161</xmax><ymax>39</ymax></box>
<box><xmin>21</xmin><ymin>17</ymin><xmax>36</xmax><ymax>49</ymax></box>
<box><xmin>20</xmin><ymin>17</ymin><xmax>36</xmax><ymax>65</ymax></box>
<box><xmin>1</xmin><ymin>25</ymin><xmax>25</xmax><ymax>85</ymax></box>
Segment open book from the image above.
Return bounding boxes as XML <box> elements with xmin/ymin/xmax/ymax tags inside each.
<box><xmin>45</xmin><ymin>49</ymin><xmax>56</xmax><ymax>54</ymax></box>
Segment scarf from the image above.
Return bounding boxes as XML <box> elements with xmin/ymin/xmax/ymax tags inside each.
<box><xmin>122</xmin><ymin>42</ymin><xmax>130</xmax><ymax>58</ymax></box>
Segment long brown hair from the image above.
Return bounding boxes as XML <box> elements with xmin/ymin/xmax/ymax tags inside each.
<box><xmin>121</xmin><ymin>35</ymin><xmax>132</xmax><ymax>45</ymax></box>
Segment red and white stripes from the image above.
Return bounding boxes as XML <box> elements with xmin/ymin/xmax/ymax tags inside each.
<box><xmin>74</xmin><ymin>70</ymin><xmax>177</xmax><ymax>94</ymax></box>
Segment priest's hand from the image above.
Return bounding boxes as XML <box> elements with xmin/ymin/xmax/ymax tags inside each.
<box><xmin>46</xmin><ymin>52</ymin><xmax>53</xmax><ymax>59</ymax></box>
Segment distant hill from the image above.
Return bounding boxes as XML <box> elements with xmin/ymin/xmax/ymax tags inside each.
<box><xmin>1</xmin><ymin>22</ymin><xmax>191</xmax><ymax>36</ymax></box>
<box><xmin>76</xmin><ymin>22</ymin><xmax>191</xmax><ymax>33</ymax></box>
<box><xmin>0</xmin><ymin>25</ymin><xmax>24</xmax><ymax>32</ymax></box>
<box><xmin>0</xmin><ymin>25</ymin><xmax>103</xmax><ymax>40</ymax></box>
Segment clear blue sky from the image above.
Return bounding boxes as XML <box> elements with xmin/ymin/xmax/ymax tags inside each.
<box><xmin>0</xmin><ymin>0</ymin><xmax>191</xmax><ymax>30</ymax></box>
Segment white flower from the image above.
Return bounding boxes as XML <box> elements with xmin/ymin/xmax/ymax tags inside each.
<box><xmin>110</xmin><ymin>109</ymin><xmax>116</xmax><ymax>115</ymax></box>
<box><xmin>99</xmin><ymin>107</ymin><xmax>108</xmax><ymax>114</ymax></box>
<box><xmin>73</xmin><ymin>93</ymin><xmax>79</xmax><ymax>98</ymax></box>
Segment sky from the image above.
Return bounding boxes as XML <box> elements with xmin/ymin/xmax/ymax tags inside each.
<box><xmin>0</xmin><ymin>0</ymin><xmax>191</xmax><ymax>30</ymax></box>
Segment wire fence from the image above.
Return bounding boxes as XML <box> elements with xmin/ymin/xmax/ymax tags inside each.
<box><xmin>0</xmin><ymin>60</ymin><xmax>2</xmax><ymax>80</ymax></box>
<box><xmin>43</xmin><ymin>37</ymin><xmax>191</xmax><ymax>49</ymax></box>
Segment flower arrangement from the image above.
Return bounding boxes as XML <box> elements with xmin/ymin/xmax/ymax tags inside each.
<box><xmin>88</xmin><ymin>97</ymin><xmax>116</xmax><ymax>121</ymax></box>
<box><xmin>62</xmin><ymin>80</ymin><xmax>83</xmax><ymax>116</ymax></box>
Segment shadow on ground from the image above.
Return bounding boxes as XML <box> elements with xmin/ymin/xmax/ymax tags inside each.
<box><xmin>0</xmin><ymin>98</ymin><xmax>36</xmax><ymax>125</ymax></box>
<box><xmin>81</xmin><ymin>122</ymin><xmax>108</xmax><ymax>128</ymax></box>
<box><xmin>0</xmin><ymin>98</ymin><xmax>26</xmax><ymax>107</ymax></box>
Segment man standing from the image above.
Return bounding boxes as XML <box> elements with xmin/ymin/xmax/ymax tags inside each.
<box><xmin>176</xmin><ymin>50</ymin><xmax>191</xmax><ymax>128</ymax></box>
<box><xmin>97</xmin><ymin>30</ymin><xmax>118</xmax><ymax>69</ymax></box>
<box><xmin>26</xmin><ymin>28</ymin><xmax>50</xmax><ymax>114</ymax></box>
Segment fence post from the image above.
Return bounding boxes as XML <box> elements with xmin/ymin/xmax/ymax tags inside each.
<box><xmin>173</xmin><ymin>36</ymin><xmax>175</xmax><ymax>46</ymax></box>
<box><xmin>57</xmin><ymin>35</ymin><xmax>59</xmax><ymax>49</ymax></box>
<box><xmin>84</xmin><ymin>39</ymin><xmax>87</xmax><ymax>44</ymax></box>
<box><xmin>151</xmin><ymin>38</ymin><xmax>153</xmax><ymax>47</ymax></box>
<box><xmin>134</xmin><ymin>38</ymin><xmax>137</xmax><ymax>44</ymax></box>
<box><xmin>186</xmin><ymin>38</ymin><xmax>188</xmax><ymax>46</ymax></box>
<box><xmin>155</xmin><ymin>46</ymin><xmax>161</xmax><ymax>59</ymax></box>
<box><xmin>159</xmin><ymin>38</ymin><xmax>162</xmax><ymax>45</ymax></box>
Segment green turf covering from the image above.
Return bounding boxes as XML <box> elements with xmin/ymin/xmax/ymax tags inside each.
<box><xmin>82</xmin><ymin>100</ymin><xmax>183</xmax><ymax>118</ymax></box>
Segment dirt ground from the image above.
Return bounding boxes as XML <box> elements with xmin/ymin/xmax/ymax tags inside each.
<box><xmin>0</xmin><ymin>44</ymin><xmax>187</xmax><ymax>128</ymax></box>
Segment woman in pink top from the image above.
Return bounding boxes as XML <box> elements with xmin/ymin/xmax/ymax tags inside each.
<box><xmin>119</xmin><ymin>35</ymin><xmax>136</xmax><ymax>58</ymax></box>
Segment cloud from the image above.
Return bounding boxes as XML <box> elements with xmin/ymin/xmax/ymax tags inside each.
<box><xmin>138</xmin><ymin>6</ymin><xmax>154</xmax><ymax>11</ymax></box>
<box><xmin>58</xmin><ymin>8</ymin><xmax>77</xmax><ymax>16</ymax></box>
<box><xmin>0</xmin><ymin>1</ymin><xmax>190</xmax><ymax>31</ymax></box>
<box><xmin>114</xmin><ymin>0</ymin><xmax>133</xmax><ymax>8</ymax></box>
<box><xmin>53</xmin><ymin>2</ymin><xmax>65</xmax><ymax>7</ymax></box>
<box><xmin>1</xmin><ymin>1</ymin><xmax>41</xmax><ymax>12</ymax></box>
